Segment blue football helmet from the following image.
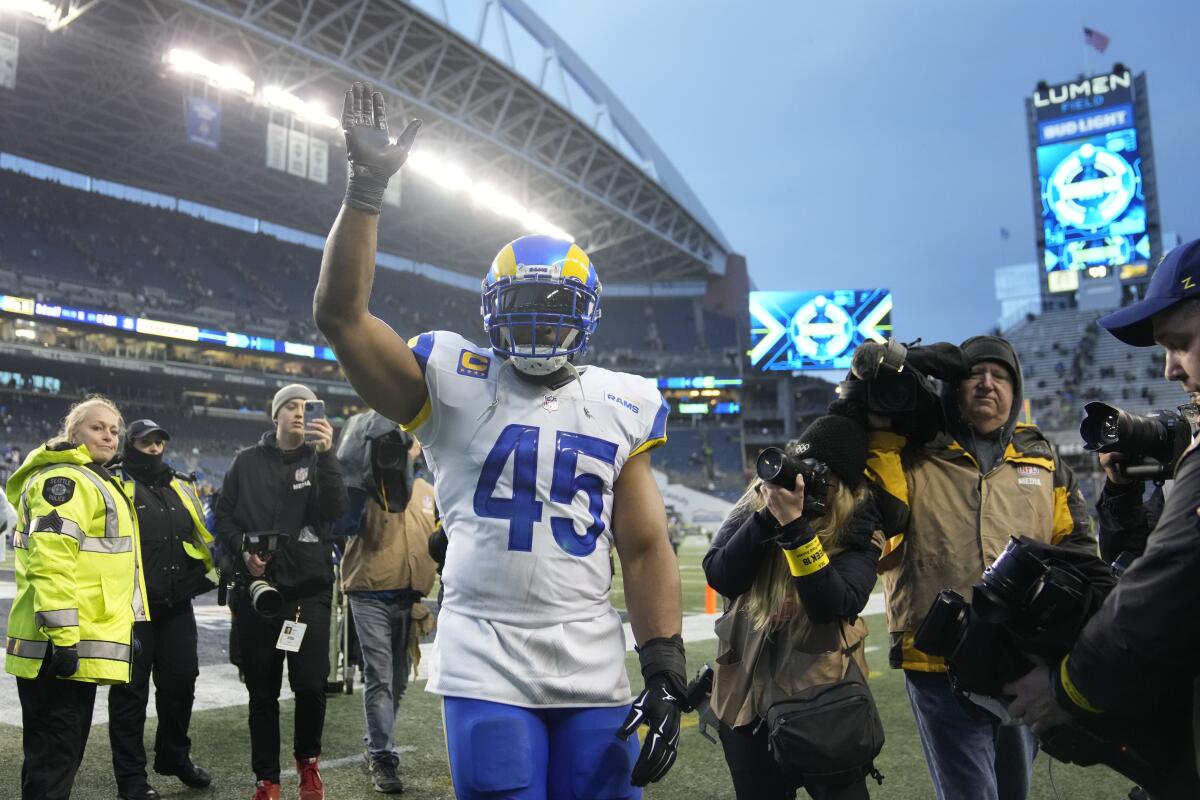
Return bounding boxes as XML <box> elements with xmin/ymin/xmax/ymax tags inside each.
<box><xmin>481</xmin><ymin>235</ymin><xmax>602</xmax><ymax>375</ymax></box>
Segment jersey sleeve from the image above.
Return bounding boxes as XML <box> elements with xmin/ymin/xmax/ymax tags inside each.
<box><xmin>401</xmin><ymin>330</ymin><xmax>495</xmax><ymax>449</ymax></box>
<box><xmin>401</xmin><ymin>330</ymin><xmax>442</xmax><ymax>443</ymax></box>
<box><xmin>629</xmin><ymin>380</ymin><xmax>669</xmax><ymax>457</ymax></box>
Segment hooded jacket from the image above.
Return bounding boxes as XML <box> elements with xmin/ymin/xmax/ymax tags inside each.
<box><xmin>5</xmin><ymin>443</ymin><xmax>149</xmax><ymax>683</ymax></box>
<box><xmin>214</xmin><ymin>432</ymin><xmax>349</xmax><ymax>597</ymax></box>
<box><xmin>866</xmin><ymin>336</ymin><xmax>1097</xmax><ymax>670</ymax></box>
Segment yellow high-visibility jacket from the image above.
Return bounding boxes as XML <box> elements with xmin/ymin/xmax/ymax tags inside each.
<box><xmin>5</xmin><ymin>443</ymin><xmax>149</xmax><ymax>684</ymax></box>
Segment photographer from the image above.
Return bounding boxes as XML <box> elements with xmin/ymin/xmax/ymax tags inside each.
<box><xmin>334</xmin><ymin>411</ymin><xmax>439</xmax><ymax>794</ymax></box>
<box><xmin>215</xmin><ymin>384</ymin><xmax>348</xmax><ymax>800</ymax></box>
<box><xmin>703</xmin><ymin>415</ymin><xmax>885</xmax><ymax>800</ymax></box>
<box><xmin>1006</xmin><ymin>239</ymin><xmax>1200</xmax><ymax>798</ymax></box>
<box><xmin>858</xmin><ymin>335</ymin><xmax>1095</xmax><ymax>800</ymax></box>
<box><xmin>109</xmin><ymin>420</ymin><xmax>215</xmax><ymax>800</ymax></box>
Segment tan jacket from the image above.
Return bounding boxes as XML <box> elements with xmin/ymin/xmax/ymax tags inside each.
<box><xmin>341</xmin><ymin>478</ymin><xmax>439</xmax><ymax>595</ymax></box>
<box><xmin>867</xmin><ymin>425</ymin><xmax>1095</xmax><ymax>670</ymax></box>
<box><xmin>710</xmin><ymin>595</ymin><xmax>870</xmax><ymax>728</ymax></box>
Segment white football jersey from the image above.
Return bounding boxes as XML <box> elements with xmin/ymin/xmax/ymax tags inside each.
<box><xmin>404</xmin><ymin>330</ymin><xmax>668</xmax><ymax>707</ymax></box>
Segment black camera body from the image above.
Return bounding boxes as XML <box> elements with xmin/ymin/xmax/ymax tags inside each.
<box><xmin>915</xmin><ymin>536</ymin><xmax>1182</xmax><ymax>794</ymax></box>
<box><xmin>216</xmin><ymin>531</ymin><xmax>289</xmax><ymax>618</ymax></box>
<box><xmin>755</xmin><ymin>448</ymin><xmax>833</xmax><ymax>518</ymax></box>
<box><xmin>837</xmin><ymin>339</ymin><xmax>956</xmax><ymax>443</ymax></box>
<box><xmin>1079</xmin><ymin>402</ymin><xmax>1194</xmax><ymax>482</ymax></box>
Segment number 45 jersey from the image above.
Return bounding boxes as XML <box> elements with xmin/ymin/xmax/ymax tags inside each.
<box><xmin>404</xmin><ymin>330</ymin><xmax>668</xmax><ymax>708</ymax></box>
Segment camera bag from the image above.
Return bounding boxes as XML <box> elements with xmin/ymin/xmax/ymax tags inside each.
<box><xmin>763</xmin><ymin>631</ymin><xmax>884</xmax><ymax>786</ymax></box>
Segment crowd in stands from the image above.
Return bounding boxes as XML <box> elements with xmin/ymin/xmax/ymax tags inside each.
<box><xmin>0</xmin><ymin>171</ymin><xmax>740</xmax><ymax>374</ymax></box>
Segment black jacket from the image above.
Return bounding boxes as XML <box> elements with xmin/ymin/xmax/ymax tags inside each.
<box><xmin>127</xmin><ymin>467</ymin><xmax>212</xmax><ymax>606</ymax></box>
<box><xmin>1095</xmin><ymin>478</ymin><xmax>1164</xmax><ymax>564</ymax></box>
<box><xmin>1063</xmin><ymin>445</ymin><xmax>1200</xmax><ymax>717</ymax></box>
<box><xmin>215</xmin><ymin>432</ymin><xmax>349</xmax><ymax>597</ymax></box>
<box><xmin>703</xmin><ymin>494</ymin><xmax>882</xmax><ymax>625</ymax></box>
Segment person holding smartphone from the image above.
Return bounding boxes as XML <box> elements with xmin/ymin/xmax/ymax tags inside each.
<box><xmin>215</xmin><ymin>384</ymin><xmax>348</xmax><ymax>800</ymax></box>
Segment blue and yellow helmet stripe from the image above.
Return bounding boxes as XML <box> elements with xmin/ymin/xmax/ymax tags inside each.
<box><xmin>486</xmin><ymin>235</ymin><xmax>600</xmax><ymax>291</ymax></box>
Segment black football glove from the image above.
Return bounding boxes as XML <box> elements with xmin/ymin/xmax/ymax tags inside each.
<box><xmin>618</xmin><ymin>634</ymin><xmax>687</xmax><ymax>786</ymax></box>
<box><xmin>49</xmin><ymin>643</ymin><xmax>79</xmax><ymax>677</ymax></box>
<box><xmin>341</xmin><ymin>82</ymin><xmax>422</xmax><ymax>215</ymax></box>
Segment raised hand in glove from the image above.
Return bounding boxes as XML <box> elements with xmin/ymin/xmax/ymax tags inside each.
<box><xmin>49</xmin><ymin>643</ymin><xmax>79</xmax><ymax>677</ymax></box>
<box><xmin>618</xmin><ymin>635</ymin><xmax>687</xmax><ymax>786</ymax></box>
<box><xmin>342</xmin><ymin>82</ymin><xmax>422</xmax><ymax>215</ymax></box>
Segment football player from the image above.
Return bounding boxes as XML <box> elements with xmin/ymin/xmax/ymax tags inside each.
<box><xmin>315</xmin><ymin>82</ymin><xmax>686</xmax><ymax>799</ymax></box>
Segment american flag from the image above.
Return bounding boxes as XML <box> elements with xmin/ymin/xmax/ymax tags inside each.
<box><xmin>1083</xmin><ymin>27</ymin><xmax>1110</xmax><ymax>53</ymax></box>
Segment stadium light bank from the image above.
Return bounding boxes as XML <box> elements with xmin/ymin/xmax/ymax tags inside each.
<box><xmin>0</xmin><ymin>0</ymin><xmax>58</xmax><ymax>26</ymax></box>
<box><xmin>163</xmin><ymin>47</ymin><xmax>572</xmax><ymax>241</ymax></box>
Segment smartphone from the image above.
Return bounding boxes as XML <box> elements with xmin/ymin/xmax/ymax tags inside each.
<box><xmin>304</xmin><ymin>400</ymin><xmax>326</xmax><ymax>425</ymax></box>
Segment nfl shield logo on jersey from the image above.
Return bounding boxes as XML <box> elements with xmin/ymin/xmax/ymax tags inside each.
<box><xmin>542</xmin><ymin>394</ymin><xmax>559</xmax><ymax>413</ymax></box>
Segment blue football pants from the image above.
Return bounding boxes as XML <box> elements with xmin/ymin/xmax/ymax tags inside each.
<box><xmin>443</xmin><ymin>696</ymin><xmax>643</xmax><ymax>800</ymax></box>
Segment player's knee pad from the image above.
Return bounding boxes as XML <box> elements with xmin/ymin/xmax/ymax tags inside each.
<box><xmin>447</xmin><ymin>706</ymin><xmax>541</xmax><ymax>794</ymax></box>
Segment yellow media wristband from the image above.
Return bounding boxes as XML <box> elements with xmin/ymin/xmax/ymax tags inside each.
<box><xmin>783</xmin><ymin>536</ymin><xmax>829</xmax><ymax>577</ymax></box>
<box><xmin>1059</xmin><ymin>656</ymin><xmax>1102</xmax><ymax>713</ymax></box>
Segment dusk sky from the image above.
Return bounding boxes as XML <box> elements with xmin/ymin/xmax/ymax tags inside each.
<box><xmin>523</xmin><ymin>0</ymin><xmax>1200</xmax><ymax>345</ymax></box>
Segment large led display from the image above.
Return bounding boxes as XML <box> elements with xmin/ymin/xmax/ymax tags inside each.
<box><xmin>1038</xmin><ymin>126</ymin><xmax>1149</xmax><ymax>276</ymax></box>
<box><xmin>749</xmin><ymin>289</ymin><xmax>892</xmax><ymax>372</ymax></box>
<box><xmin>1030</xmin><ymin>68</ymin><xmax>1152</xmax><ymax>285</ymax></box>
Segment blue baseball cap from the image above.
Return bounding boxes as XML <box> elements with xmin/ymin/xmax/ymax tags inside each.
<box><xmin>1098</xmin><ymin>239</ymin><xmax>1200</xmax><ymax>346</ymax></box>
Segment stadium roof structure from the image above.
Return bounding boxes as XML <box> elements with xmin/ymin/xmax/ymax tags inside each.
<box><xmin>0</xmin><ymin>0</ymin><xmax>731</xmax><ymax>284</ymax></box>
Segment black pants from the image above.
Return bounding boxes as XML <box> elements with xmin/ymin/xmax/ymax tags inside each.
<box><xmin>18</xmin><ymin>655</ymin><xmax>97</xmax><ymax>800</ymax></box>
<box><xmin>718</xmin><ymin>720</ymin><xmax>870</xmax><ymax>800</ymax></box>
<box><xmin>237</xmin><ymin>588</ymin><xmax>332</xmax><ymax>782</ymax></box>
<box><xmin>108</xmin><ymin>602</ymin><xmax>200</xmax><ymax>791</ymax></box>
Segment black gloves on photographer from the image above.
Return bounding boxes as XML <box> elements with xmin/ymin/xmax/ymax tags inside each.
<box><xmin>618</xmin><ymin>634</ymin><xmax>687</xmax><ymax>786</ymax></box>
<box><xmin>341</xmin><ymin>82</ymin><xmax>422</xmax><ymax>215</ymax></box>
<box><xmin>49</xmin><ymin>643</ymin><xmax>79</xmax><ymax>677</ymax></box>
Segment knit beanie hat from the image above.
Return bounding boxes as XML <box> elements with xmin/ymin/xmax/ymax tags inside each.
<box><xmin>960</xmin><ymin>335</ymin><xmax>1018</xmax><ymax>383</ymax></box>
<box><xmin>791</xmin><ymin>414</ymin><xmax>868</xmax><ymax>487</ymax></box>
<box><xmin>271</xmin><ymin>383</ymin><xmax>317</xmax><ymax>420</ymax></box>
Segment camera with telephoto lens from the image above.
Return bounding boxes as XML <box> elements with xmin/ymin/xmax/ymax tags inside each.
<box><xmin>755</xmin><ymin>448</ymin><xmax>833</xmax><ymax>518</ymax></box>
<box><xmin>217</xmin><ymin>531</ymin><xmax>289</xmax><ymax>618</ymax></box>
<box><xmin>915</xmin><ymin>536</ymin><xmax>1183</xmax><ymax>794</ymax></box>
<box><xmin>1079</xmin><ymin>402</ymin><xmax>1195</xmax><ymax>482</ymax></box>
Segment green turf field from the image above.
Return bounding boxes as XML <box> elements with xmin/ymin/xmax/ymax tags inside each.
<box><xmin>0</xmin><ymin>536</ymin><xmax>1137</xmax><ymax>798</ymax></box>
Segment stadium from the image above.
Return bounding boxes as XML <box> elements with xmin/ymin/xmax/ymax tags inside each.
<box><xmin>0</xmin><ymin>1</ymin><xmax>1182</xmax><ymax>799</ymax></box>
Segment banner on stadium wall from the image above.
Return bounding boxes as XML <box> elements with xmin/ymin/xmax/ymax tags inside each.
<box><xmin>307</xmin><ymin>136</ymin><xmax>328</xmax><ymax>185</ymax></box>
<box><xmin>0</xmin><ymin>32</ymin><xmax>18</xmax><ymax>91</ymax></box>
<box><xmin>266</xmin><ymin>122</ymin><xmax>288</xmax><ymax>171</ymax></box>
<box><xmin>185</xmin><ymin>96</ymin><xmax>221</xmax><ymax>150</ymax></box>
<box><xmin>287</xmin><ymin>128</ymin><xmax>309</xmax><ymax>178</ymax></box>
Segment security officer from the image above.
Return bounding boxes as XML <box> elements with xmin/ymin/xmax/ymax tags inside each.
<box><xmin>1007</xmin><ymin>238</ymin><xmax>1200</xmax><ymax>799</ymax></box>
<box><xmin>5</xmin><ymin>395</ymin><xmax>148</xmax><ymax>800</ymax></box>
<box><xmin>108</xmin><ymin>420</ymin><xmax>216</xmax><ymax>800</ymax></box>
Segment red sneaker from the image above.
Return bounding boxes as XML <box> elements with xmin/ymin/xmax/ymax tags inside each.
<box><xmin>251</xmin><ymin>780</ymin><xmax>281</xmax><ymax>800</ymax></box>
<box><xmin>297</xmin><ymin>757</ymin><xmax>324</xmax><ymax>800</ymax></box>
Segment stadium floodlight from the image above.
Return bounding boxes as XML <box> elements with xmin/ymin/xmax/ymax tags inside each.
<box><xmin>407</xmin><ymin>152</ymin><xmax>573</xmax><ymax>241</ymax></box>
<box><xmin>261</xmin><ymin>86</ymin><xmax>338</xmax><ymax>130</ymax></box>
<box><xmin>0</xmin><ymin>0</ymin><xmax>60</xmax><ymax>25</ymax></box>
<box><xmin>166</xmin><ymin>48</ymin><xmax>255</xmax><ymax>97</ymax></box>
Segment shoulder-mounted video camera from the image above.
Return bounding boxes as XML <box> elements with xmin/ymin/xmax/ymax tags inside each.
<box><xmin>914</xmin><ymin>536</ymin><xmax>1186</xmax><ymax>795</ymax></box>
<box><xmin>755</xmin><ymin>448</ymin><xmax>833</xmax><ymax>518</ymax></box>
<box><xmin>836</xmin><ymin>339</ymin><xmax>969</xmax><ymax>443</ymax></box>
<box><xmin>1079</xmin><ymin>401</ymin><xmax>1196</xmax><ymax>482</ymax></box>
